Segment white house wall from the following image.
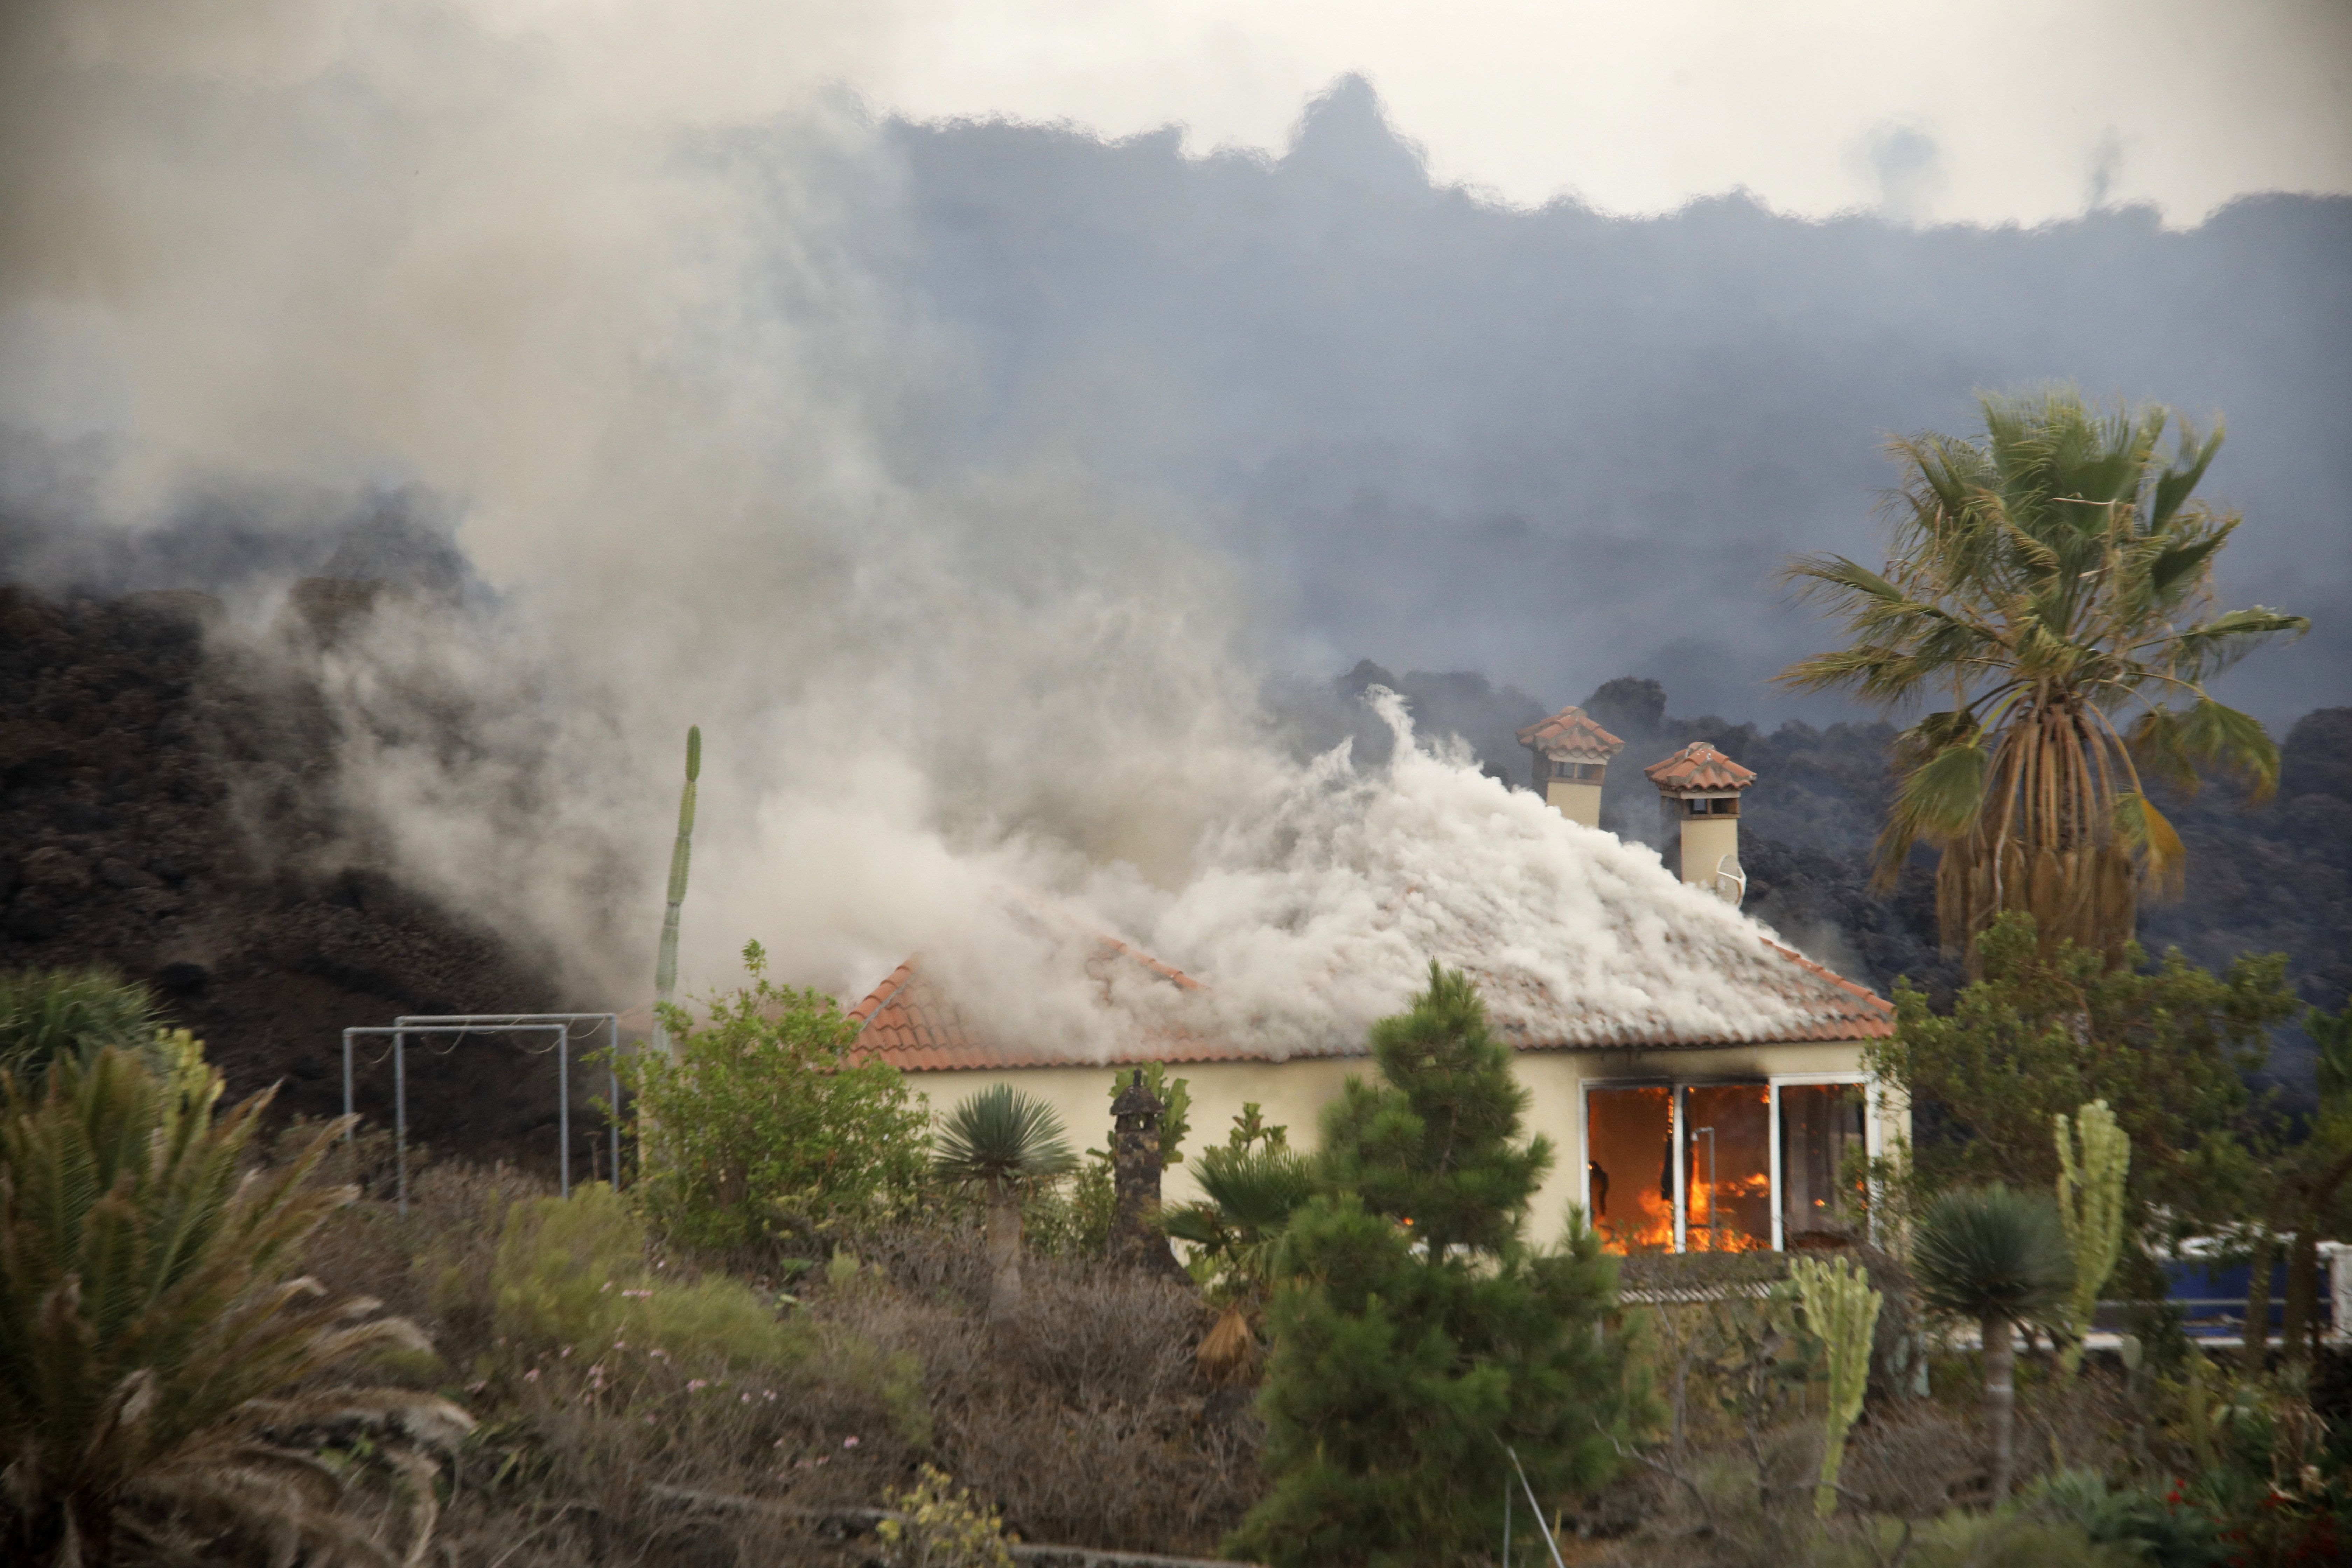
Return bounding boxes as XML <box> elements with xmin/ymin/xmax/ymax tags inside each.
<box><xmin>903</xmin><ymin>1039</ymin><xmax>1900</xmax><ymax>1249</ymax></box>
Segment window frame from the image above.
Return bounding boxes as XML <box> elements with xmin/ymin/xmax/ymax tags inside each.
<box><xmin>1580</xmin><ymin>1070</ymin><xmax>1879</xmax><ymax>1253</ymax></box>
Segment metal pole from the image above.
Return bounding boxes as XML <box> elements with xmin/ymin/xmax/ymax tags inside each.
<box><xmin>1503</xmin><ymin>1466</ymin><xmax>1513</xmax><ymax>1567</ymax></box>
<box><xmin>1506</xmin><ymin>1446</ymin><xmax>1568</xmax><ymax>1568</ymax></box>
<box><xmin>394</xmin><ymin>1028</ymin><xmax>408</xmax><ymax>1217</ymax></box>
<box><xmin>342</xmin><ymin>1028</ymin><xmax>355</xmax><ymax>1143</ymax></box>
<box><xmin>558</xmin><ymin>1021</ymin><xmax>570</xmax><ymax>1198</ymax></box>
<box><xmin>610</xmin><ymin>1015</ymin><xmax>622</xmax><ymax>1190</ymax></box>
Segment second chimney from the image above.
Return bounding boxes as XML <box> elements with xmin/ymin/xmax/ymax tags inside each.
<box><xmin>1644</xmin><ymin>741</ymin><xmax>1757</xmax><ymax>904</ymax></box>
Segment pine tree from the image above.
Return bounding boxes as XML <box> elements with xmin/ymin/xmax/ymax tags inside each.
<box><xmin>1227</xmin><ymin>962</ymin><xmax>1635</xmax><ymax>1568</ymax></box>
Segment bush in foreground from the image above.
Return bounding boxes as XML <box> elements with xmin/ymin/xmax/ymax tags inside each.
<box><xmin>0</xmin><ymin>1036</ymin><xmax>469</xmax><ymax>1567</ymax></box>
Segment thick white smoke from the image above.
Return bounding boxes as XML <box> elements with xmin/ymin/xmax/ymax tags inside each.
<box><xmin>0</xmin><ymin>0</ymin><xmax>1845</xmax><ymax>1054</ymax></box>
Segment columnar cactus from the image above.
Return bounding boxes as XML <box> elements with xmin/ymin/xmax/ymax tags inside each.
<box><xmin>652</xmin><ymin>725</ymin><xmax>700</xmax><ymax>1060</ymax></box>
<box><xmin>1792</xmin><ymin>1253</ymin><xmax>1882</xmax><ymax>1518</ymax></box>
<box><xmin>2053</xmin><ymin>1098</ymin><xmax>2130</xmax><ymax>1374</ymax></box>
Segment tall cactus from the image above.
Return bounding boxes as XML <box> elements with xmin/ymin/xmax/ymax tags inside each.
<box><xmin>652</xmin><ymin>725</ymin><xmax>701</xmax><ymax>1060</ymax></box>
<box><xmin>2053</xmin><ymin>1099</ymin><xmax>2130</xmax><ymax>1374</ymax></box>
<box><xmin>1792</xmin><ymin>1254</ymin><xmax>1882</xmax><ymax>1519</ymax></box>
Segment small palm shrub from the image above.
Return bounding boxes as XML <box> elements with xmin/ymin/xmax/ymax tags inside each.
<box><xmin>0</xmin><ymin>966</ymin><xmax>162</xmax><ymax>1081</ymax></box>
<box><xmin>1912</xmin><ymin>1185</ymin><xmax>2073</xmax><ymax>1498</ymax></box>
<box><xmin>0</xmin><ymin>1036</ymin><xmax>471</xmax><ymax>1567</ymax></box>
<box><xmin>932</xmin><ymin>1087</ymin><xmax>1076</xmax><ymax>1316</ymax></box>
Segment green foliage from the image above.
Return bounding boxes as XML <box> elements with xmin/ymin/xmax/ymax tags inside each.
<box><xmin>491</xmin><ymin>1184</ymin><xmax>802</xmax><ymax>1367</ymax></box>
<box><xmin>932</xmin><ymin>1085</ymin><xmax>1078</xmax><ymax>1185</ymax></box>
<box><xmin>0</xmin><ymin>1039</ymin><xmax>470</xmax><ymax>1566</ymax></box>
<box><xmin>1165</xmin><ymin>1142</ymin><xmax>1317</xmax><ymax>1320</ymax></box>
<box><xmin>1229</xmin><ymin>961</ymin><xmax>1636</xmax><ymax>1567</ymax></box>
<box><xmin>1913</xmin><ymin>1186</ymin><xmax>2074</xmax><ymax>1329</ymax></box>
<box><xmin>2019</xmin><ymin>1471</ymin><xmax>2230</xmax><ymax>1567</ymax></box>
<box><xmin>0</xmin><ymin>966</ymin><xmax>162</xmax><ymax>1081</ymax></box>
<box><xmin>1790</xmin><ymin>1255</ymin><xmax>1881</xmax><ymax>1518</ymax></box>
<box><xmin>1019</xmin><ymin>1153</ymin><xmax>1115</xmax><ymax>1259</ymax></box>
<box><xmin>2053</xmin><ymin>1100</ymin><xmax>2131</xmax><ymax>1374</ymax></box>
<box><xmin>1106</xmin><ymin>1061</ymin><xmax>1191</xmax><ymax>1163</ymax></box>
<box><xmin>1869</xmin><ymin>911</ymin><xmax>2294</xmax><ymax>1224</ymax></box>
<box><xmin>876</xmin><ymin>1465</ymin><xmax>1017</xmax><ymax>1568</ymax></box>
<box><xmin>1224</xmin><ymin>1100</ymin><xmax>1289</xmax><ymax>1154</ymax></box>
<box><xmin>1779</xmin><ymin>388</ymin><xmax>2304</xmax><ymax>958</ymax></box>
<box><xmin>618</xmin><ymin>941</ymin><xmax>928</xmax><ymax>1254</ymax></box>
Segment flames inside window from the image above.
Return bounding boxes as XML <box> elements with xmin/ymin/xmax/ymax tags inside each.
<box><xmin>1682</xmin><ymin>1084</ymin><xmax>1772</xmax><ymax>1252</ymax></box>
<box><xmin>1586</xmin><ymin>1085</ymin><xmax>1674</xmax><ymax>1252</ymax></box>
<box><xmin>1585</xmin><ymin>1079</ymin><xmax>1867</xmax><ymax>1254</ymax></box>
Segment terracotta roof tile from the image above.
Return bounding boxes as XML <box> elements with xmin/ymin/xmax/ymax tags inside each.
<box><xmin>1643</xmin><ymin>741</ymin><xmax>1757</xmax><ymax>792</ymax></box>
<box><xmin>1515</xmin><ymin>705</ymin><xmax>1627</xmax><ymax>760</ymax></box>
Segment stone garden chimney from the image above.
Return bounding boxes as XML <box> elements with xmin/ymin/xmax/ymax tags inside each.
<box><xmin>1108</xmin><ymin>1070</ymin><xmax>1186</xmax><ymax>1278</ymax></box>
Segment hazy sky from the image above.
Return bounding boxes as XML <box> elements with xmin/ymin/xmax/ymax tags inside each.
<box><xmin>865</xmin><ymin>0</ymin><xmax>2352</xmax><ymax>223</ymax></box>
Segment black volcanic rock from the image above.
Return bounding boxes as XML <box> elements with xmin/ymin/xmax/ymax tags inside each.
<box><xmin>0</xmin><ymin>585</ymin><xmax>572</xmax><ymax>1170</ymax></box>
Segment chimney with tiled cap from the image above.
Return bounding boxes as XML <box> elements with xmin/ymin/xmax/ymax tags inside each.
<box><xmin>1644</xmin><ymin>741</ymin><xmax>1757</xmax><ymax>905</ymax></box>
<box><xmin>1514</xmin><ymin>705</ymin><xmax>1626</xmax><ymax>828</ymax></box>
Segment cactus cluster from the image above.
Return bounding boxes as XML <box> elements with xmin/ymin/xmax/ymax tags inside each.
<box><xmin>1791</xmin><ymin>1253</ymin><xmax>1882</xmax><ymax>1519</ymax></box>
<box><xmin>2053</xmin><ymin>1098</ymin><xmax>2131</xmax><ymax>1375</ymax></box>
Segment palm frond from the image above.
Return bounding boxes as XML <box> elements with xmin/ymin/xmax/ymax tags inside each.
<box><xmin>0</xmin><ymin>1039</ymin><xmax>465</xmax><ymax>1566</ymax></box>
<box><xmin>2150</xmin><ymin>422</ymin><xmax>2224</xmax><ymax>531</ymax></box>
<box><xmin>2140</xmin><ymin>696</ymin><xmax>2288</xmax><ymax>802</ymax></box>
<box><xmin>2150</xmin><ymin>607</ymin><xmax>2308</xmax><ymax>687</ymax></box>
<box><xmin>2111</xmin><ymin>790</ymin><xmax>2187</xmax><ymax>901</ymax></box>
<box><xmin>1190</xmin><ymin>1146</ymin><xmax>1317</xmax><ymax>1234</ymax></box>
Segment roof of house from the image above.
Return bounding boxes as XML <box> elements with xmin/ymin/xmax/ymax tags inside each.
<box><xmin>1515</xmin><ymin>705</ymin><xmax>1626</xmax><ymax>760</ymax></box>
<box><xmin>1643</xmin><ymin>741</ymin><xmax>1758</xmax><ymax>792</ymax></box>
<box><xmin>847</xmin><ymin>930</ymin><xmax>1892</xmax><ymax>1073</ymax></box>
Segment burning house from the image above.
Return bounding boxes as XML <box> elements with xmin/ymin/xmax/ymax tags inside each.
<box><xmin>849</xmin><ymin>702</ymin><xmax>1901</xmax><ymax>1255</ymax></box>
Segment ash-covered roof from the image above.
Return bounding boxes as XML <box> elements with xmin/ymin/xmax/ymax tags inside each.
<box><xmin>847</xmin><ymin>931</ymin><xmax>1890</xmax><ymax>1073</ymax></box>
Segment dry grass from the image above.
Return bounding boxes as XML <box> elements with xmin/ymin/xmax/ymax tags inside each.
<box><xmin>262</xmin><ymin>1165</ymin><xmax>1262</xmax><ymax>1567</ymax></box>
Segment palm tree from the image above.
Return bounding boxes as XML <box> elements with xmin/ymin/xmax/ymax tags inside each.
<box><xmin>933</xmin><ymin>1086</ymin><xmax>1077</xmax><ymax>1316</ymax></box>
<box><xmin>0</xmin><ymin>966</ymin><xmax>162</xmax><ymax>1082</ymax></box>
<box><xmin>1779</xmin><ymin>390</ymin><xmax>2306</xmax><ymax>961</ymax></box>
<box><xmin>1163</xmin><ymin>1144</ymin><xmax>1317</xmax><ymax>1378</ymax></box>
<box><xmin>1912</xmin><ymin>1185</ymin><xmax>2073</xmax><ymax>1499</ymax></box>
<box><xmin>0</xmin><ymin>1035</ymin><xmax>472</xmax><ymax>1567</ymax></box>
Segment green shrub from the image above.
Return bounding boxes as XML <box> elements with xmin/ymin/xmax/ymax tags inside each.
<box><xmin>876</xmin><ymin>1465</ymin><xmax>1017</xmax><ymax>1568</ymax></box>
<box><xmin>617</xmin><ymin>941</ymin><xmax>929</xmax><ymax>1254</ymax></box>
<box><xmin>491</xmin><ymin>1183</ymin><xmax>807</xmax><ymax>1370</ymax></box>
<box><xmin>0</xmin><ymin>966</ymin><xmax>162</xmax><ymax>1081</ymax></box>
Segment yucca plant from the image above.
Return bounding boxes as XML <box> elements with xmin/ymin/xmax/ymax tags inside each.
<box><xmin>1780</xmin><ymin>390</ymin><xmax>2305</xmax><ymax>962</ymax></box>
<box><xmin>1912</xmin><ymin>1185</ymin><xmax>2074</xmax><ymax>1499</ymax></box>
<box><xmin>932</xmin><ymin>1086</ymin><xmax>1076</xmax><ymax>1316</ymax></box>
<box><xmin>0</xmin><ymin>1035</ymin><xmax>472</xmax><ymax>1567</ymax></box>
<box><xmin>0</xmin><ymin>967</ymin><xmax>162</xmax><ymax>1083</ymax></box>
